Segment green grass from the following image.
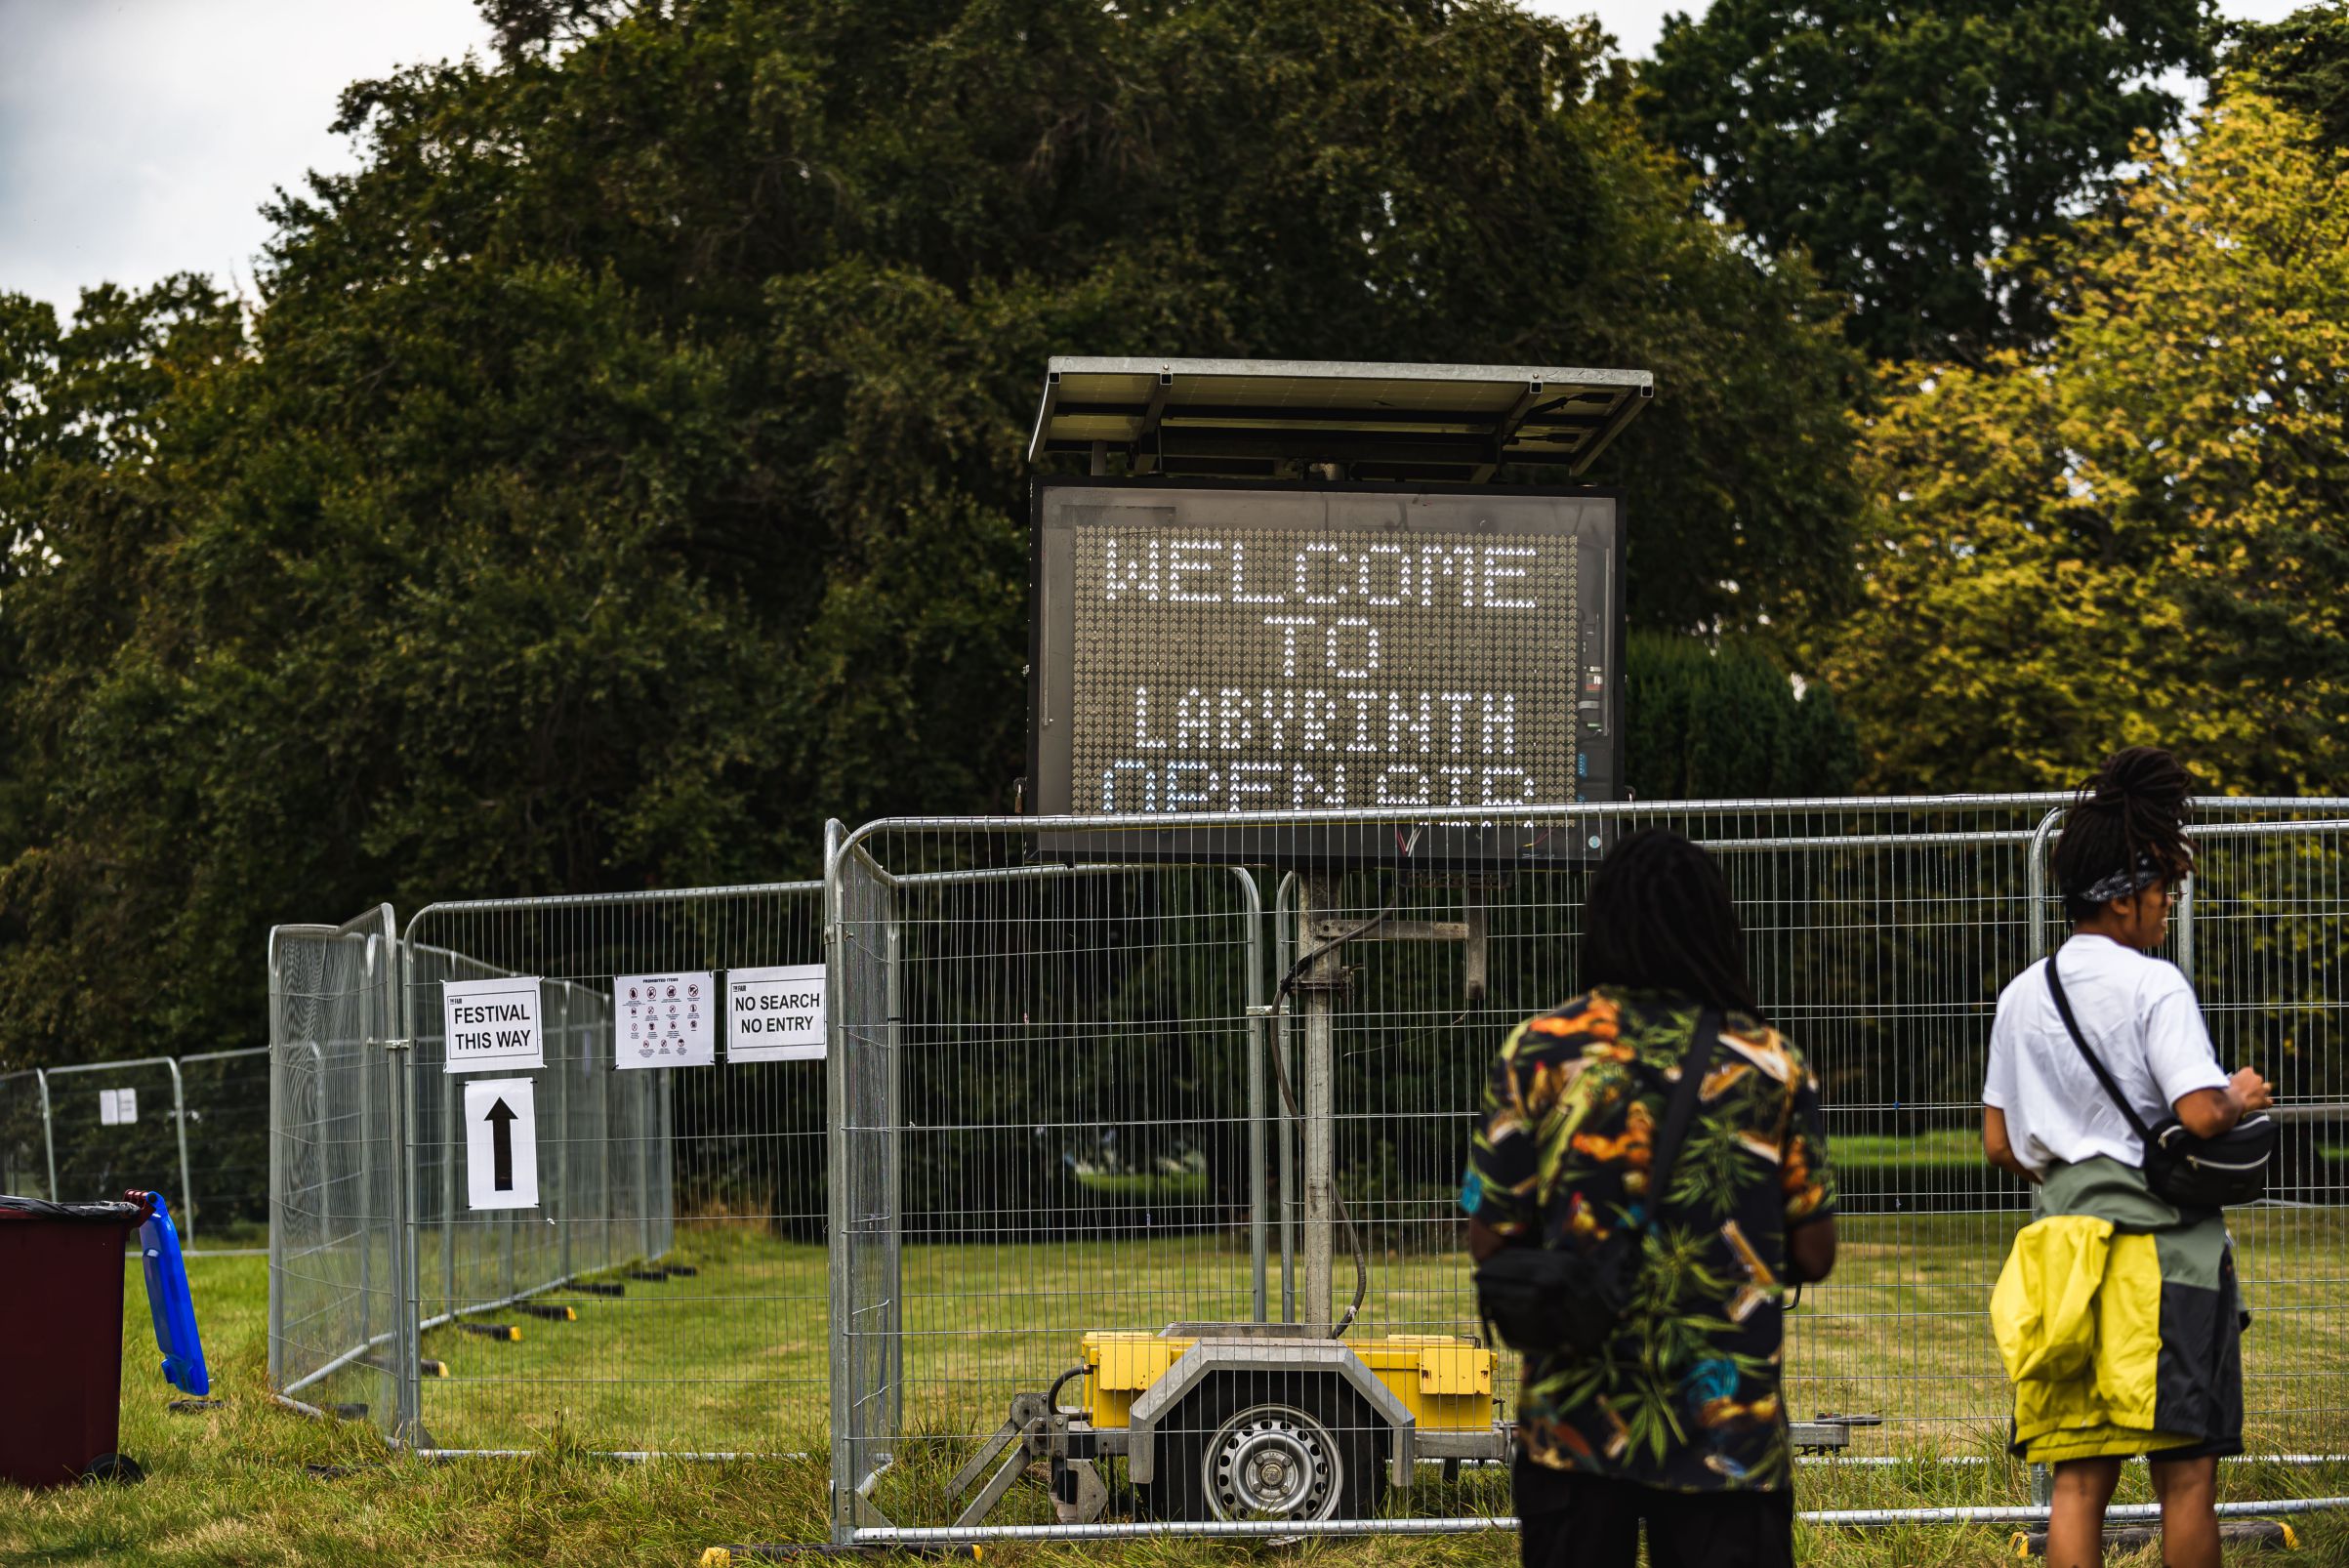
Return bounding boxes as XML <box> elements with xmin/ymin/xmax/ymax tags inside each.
<box><xmin>382</xmin><ymin>1212</ymin><xmax>2349</xmax><ymax>1471</ymax></box>
<box><xmin>1831</xmin><ymin>1132</ymin><xmax>1984</xmax><ymax>1170</ymax></box>
<box><xmin>183</xmin><ymin>1220</ymin><xmax>270</xmax><ymax>1256</ymax></box>
<box><xmin>1071</xmin><ymin>1172</ymin><xmax>1213</xmax><ymax>1202</ymax></box>
<box><xmin>2</xmin><ymin>1217</ymin><xmax>2346</xmax><ymax>1566</ymax></box>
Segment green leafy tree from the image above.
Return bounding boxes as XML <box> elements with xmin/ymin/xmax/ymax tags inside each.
<box><xmin>0</xmin><ymin>281</ymin><xmax>245</xmax><ymax>1064</ymax></box>
<box><xmin>0</xmin><ymin>0</ymin><xmax>1858</xmax><ymax>1068</ymax></box>
<box><xmin>2232</xmin><ymin>3</ymin><xmax>2349</xmax><ymax>150</ymax></box>
<box><xmin>1624</xmin><ymin>632</ymin><xmax>1856</xmax><ymax>799</ymax></box>
<box><xmin>1815</xmin><ymin>86</ymin><xmax>2349</xmax><ymax>794</ymax></box>
<box><xmin>1640</xmin><ymin>0</ymin><xmax>2215</xmax><ymax>362</ymax></box>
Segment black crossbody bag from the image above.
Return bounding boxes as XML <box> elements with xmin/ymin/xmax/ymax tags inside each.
<box><xmin>1473</xmin><ymin>1010</ymin><xmax>1721</xmax><ymax>1357</ymax></box>
<box><xmin>2043</xmin><ymin>956</ymin><xmax>2275</xmax><ymax>1210</ymax></box>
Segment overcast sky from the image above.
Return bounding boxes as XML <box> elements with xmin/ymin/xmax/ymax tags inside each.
<box><xmin>0</xmin><ymin>0</ymin><xmax>2315</xmax><ymax>321</ymax></box>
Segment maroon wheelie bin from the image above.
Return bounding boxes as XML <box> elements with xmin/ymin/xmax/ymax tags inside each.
<box><xmin>0</xmin><ymin>1192</ymin><xmax>152</xmax><ymax>1487</ymax></box>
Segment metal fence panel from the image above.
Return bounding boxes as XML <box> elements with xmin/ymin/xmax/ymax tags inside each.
<box><xmin>408</xmin><ymin>948</ymin><xmax>618</xmax><ymax>1337</ymax></box>
<box><xmin>0</xmin><ymin>1048</ymin><xmax>276</xmax><ymax>1253</ymax></box>
<box><xmin>0</xmin><ymin>1069</ymin><xmax>54</xmax><ymax>1200</ymax></box>
<box><xmin>2183</xmin><ymin>815</ymin><xmax>2349</xmax><ymax>1463</ymax></box>
<box><xmin>268</xmin><ymin>907</ymin><xmax>403</xmax><ymax>1435</ymax></box>
<box><xmin>239</xmin><ymin>795</ymin><xmax>2348</xmax><ymax>1529</ymax></box>
<box><xmin>831</xmin><ymin>833</ymin><xmax>903</xmax><ymax>1519</ymax></box>
<box><xmin>42</xmin><ymin>1056</ymin><xmax>190</xmax><ymax>1224</ymax></box>
<box><xmin>401</xmin><ymin>881</ymin><xmax>827</xmax><ymax>1457</ymax></box>
<box><xmin>180</xmin><ymin>1047</ymin><xmax>271</xmax><ymax>1253</ymax></box>
<box><xmin>826</xmin><ymin>798</ymin><xmax>2349</xmax><ymax>1541</ymax></box>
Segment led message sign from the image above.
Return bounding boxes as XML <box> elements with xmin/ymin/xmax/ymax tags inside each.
<box><xmin>1027</xmin><ymin>480</ymin><xmax>1622</xmax><ymax>862</ymax></box>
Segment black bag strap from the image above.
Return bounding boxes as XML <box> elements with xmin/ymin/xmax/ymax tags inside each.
<box><xmin>2042</xmin><ymin>954</ymin><xmax>2158</xmax><ymax>1143</ymax></box>
<box><xmin>1638</xmin><ymin>1007</ymin><xmax>1725</xmax><ymax>1229</ymax></box>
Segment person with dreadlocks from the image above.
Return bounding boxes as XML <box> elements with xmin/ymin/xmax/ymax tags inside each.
<box><xmin>1982</xmin><ymin>746</ymin><xmax>2273</xmax><ymax>1568</ymax></box>
<box><xmin>1463</xmin><ymin>828</ymin><xmax>1837</xmax><ymax>1568</ymax></box>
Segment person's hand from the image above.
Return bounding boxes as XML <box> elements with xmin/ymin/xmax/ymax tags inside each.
<box><xmin>2229</xmin><ymin>1066</ymin><xmax>2275</xmax><ymax>1114</ymax></box>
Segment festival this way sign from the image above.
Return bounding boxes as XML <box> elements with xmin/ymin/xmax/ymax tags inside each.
<box><xmin>441</xmin><ymin>976</ymin><xmax>545</xmax><ymax>1074</ymax></box>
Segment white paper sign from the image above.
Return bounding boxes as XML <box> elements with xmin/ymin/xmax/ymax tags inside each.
<box><xmin>99</xmin><ymin>1088</ymin><xmax>140</xmax><ymax>1125</ymax></box>
<box><xmin>726</xmin><ymin>965</ymin><xmax>828</xmax><ymax>1062</ymax></box>
<box><xmin>615</xmin><ymin>971</ymin><xmax>716</xmax><ymax>1070</ymax></box>
<box><xmin>442</xmin><ymin>976</ymin><xmax>545</xmax><ymax>1074</ymax></box>
<box><xmin>464</xmin><ymin>1077</ymin><xmax>539</xmax><ymax>1210</ymax></box>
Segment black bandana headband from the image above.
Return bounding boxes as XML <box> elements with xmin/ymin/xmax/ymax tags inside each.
<box><xmin>2075</xmin><ymin>855</ymin><xmax>2164</xmax><ymax>905</ymax></box>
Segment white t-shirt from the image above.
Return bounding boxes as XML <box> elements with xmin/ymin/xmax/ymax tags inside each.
<box><xmin>1982</xmin><ymin>932</ymin><xmax>2230</xmax><ymax>1177</ymax></box>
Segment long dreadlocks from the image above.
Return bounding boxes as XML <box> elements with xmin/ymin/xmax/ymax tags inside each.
<box><xmin>2051</xmin><ymin>746</ymin><xmax>2197</xmax><ymax>925</ymax></box>
<box><xmin>1581</xmin><ymin>828</ymin><xmax>1759</xmax><ymax>1017</ymax></box>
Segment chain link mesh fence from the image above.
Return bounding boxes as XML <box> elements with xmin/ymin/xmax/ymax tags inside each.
<box><xmin>181</xmin><ymin>1048</ymin><xmax>272</xmax><ymax>1251</ymax></box>
<box><xmin>249</xmin><ymin>797</ymin><xmax>2349</xmax><ymax>1539</ymax></box>
<box><xmin>268</xmin><ymin>908</ymin><xmax>405</xmax><ymax>1431</ymax></box>
<box><xmin>0</xmin><ymin>1068</ymin><xmax>55</xmax><ymax>1200</ymax></box>
<box><xmin>2183</xmin><ymin>814</ymin><xmax>2349</xmax><ymax>1463</ymax></box>
<box><xmin>0</xmin><ymin>1051</ymin><xmax>270</xmax><ymax>1253</ymax></box>
<box><xmin>43</xmin><ymin>1055</ymin><xmax>190</xmax><ymax>1226</ymax></box>
<box><xmin>825</xmin><ymin>798</ymin><xmax>2349</xmax><ymax>1542</ymax></box>
<box><xmin>399</xmin><ymin>883</ymin><xmax>828</xmax><ymax>1456</ymax></box>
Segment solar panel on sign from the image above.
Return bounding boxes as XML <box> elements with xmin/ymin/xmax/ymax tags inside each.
<box><xmin>1027</xmin><ymin>356</ymin><xmax>1654</xmax><ymax>481</ymax></box>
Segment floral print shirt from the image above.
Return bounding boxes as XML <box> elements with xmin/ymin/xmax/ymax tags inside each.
<box><xmin>1462</xmin><ymin>987</ymin><xmax>1836</xmax><ymax>1492</ymax></box>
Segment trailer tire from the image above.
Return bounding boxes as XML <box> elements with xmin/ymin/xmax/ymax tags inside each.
<box><xmin>1139</xmin><ymin>1372</ymin><xmax>1386</xmax><ymax>1524</ymax></box>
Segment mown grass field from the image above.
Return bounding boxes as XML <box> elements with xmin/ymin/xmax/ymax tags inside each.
<box><xmin>378</xmin><ymin>1212</ymin><xmax>2349</xmax><ymax>1468</ymax></box>
<box><xmin>3</xmin><ymin>1216</ymin><xmax>2346</xmax><ymax>1566</ymax></box>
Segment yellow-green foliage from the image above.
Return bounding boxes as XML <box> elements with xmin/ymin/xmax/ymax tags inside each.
<box><xmin>1818</xmin><ymin>86</ymin><xmax>2349</xmax><ymax>793</ymax></box>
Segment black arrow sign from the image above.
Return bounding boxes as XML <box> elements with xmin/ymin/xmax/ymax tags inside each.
<box><xmin>486</xmin><ymin>1097</ymin><xmax>517</xmax><ymax>1191</ymax></box>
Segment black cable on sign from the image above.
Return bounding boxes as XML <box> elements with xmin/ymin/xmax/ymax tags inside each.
<box><xmin>1047</xmin><ymin>1363</ymin><xmax>1089</xmax><ymax>1415</ymax></box>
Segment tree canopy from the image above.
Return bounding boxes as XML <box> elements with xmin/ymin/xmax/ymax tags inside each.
<box><xmin>2233</xmin><ymin>3</ymin><xmax>2349</xmax><ymax>150</ymax></box>
<box><xmin>1641</xmin><ymin>0</ymin><xmax>2214</xmax><ymax>362</ymax></box>
<box><xmin>1815</xmin><ymin>85</ymin><xmax>2349</xmax><ymax>794</ymax></box>
<box><xmin>1624</xmin><ymin>632</ymin><xmax>1856</xmax><ymax>800</ymax></box>
<box><xmin>0</xmin><ymin>0</ymin><xmax>1860</xmax><ymax>1067</ymax></box>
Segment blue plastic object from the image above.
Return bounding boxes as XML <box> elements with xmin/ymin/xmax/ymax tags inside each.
<box><xmin>134</xmin><ymin>1192</ymin><xmax>210</xmax><ymax>1396</ymax></box>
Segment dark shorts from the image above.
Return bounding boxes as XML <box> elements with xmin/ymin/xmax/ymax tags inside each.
<box><xmin>1515</xmin><ymin>1461</ymin><xmax>1793</xmax><ymax>1568</ymax></box>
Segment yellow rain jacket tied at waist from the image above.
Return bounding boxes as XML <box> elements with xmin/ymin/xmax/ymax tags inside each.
<box><xmin>1991</xmin><ymin>1215</ymin><xmax>2192</xmax><ymax>1463</ymax></box>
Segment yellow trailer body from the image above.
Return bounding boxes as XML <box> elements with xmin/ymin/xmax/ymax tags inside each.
<box><xmin>1081</xmin><ymin>1329</ymin><xmax>1495</xmax><ymax>1433</ymax></box>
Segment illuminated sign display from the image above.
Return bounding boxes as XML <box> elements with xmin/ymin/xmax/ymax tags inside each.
<box><xmin>1028</xmin><ymin>480</ymin><xmax>1622</xmax><ymax>861</ymax></box>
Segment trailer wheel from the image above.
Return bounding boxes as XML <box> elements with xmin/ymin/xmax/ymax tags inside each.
<box><xmin>1142</xmin><ymin>1373</ymin><xmax>1386</xmax><ymax>1524</ymax></box>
